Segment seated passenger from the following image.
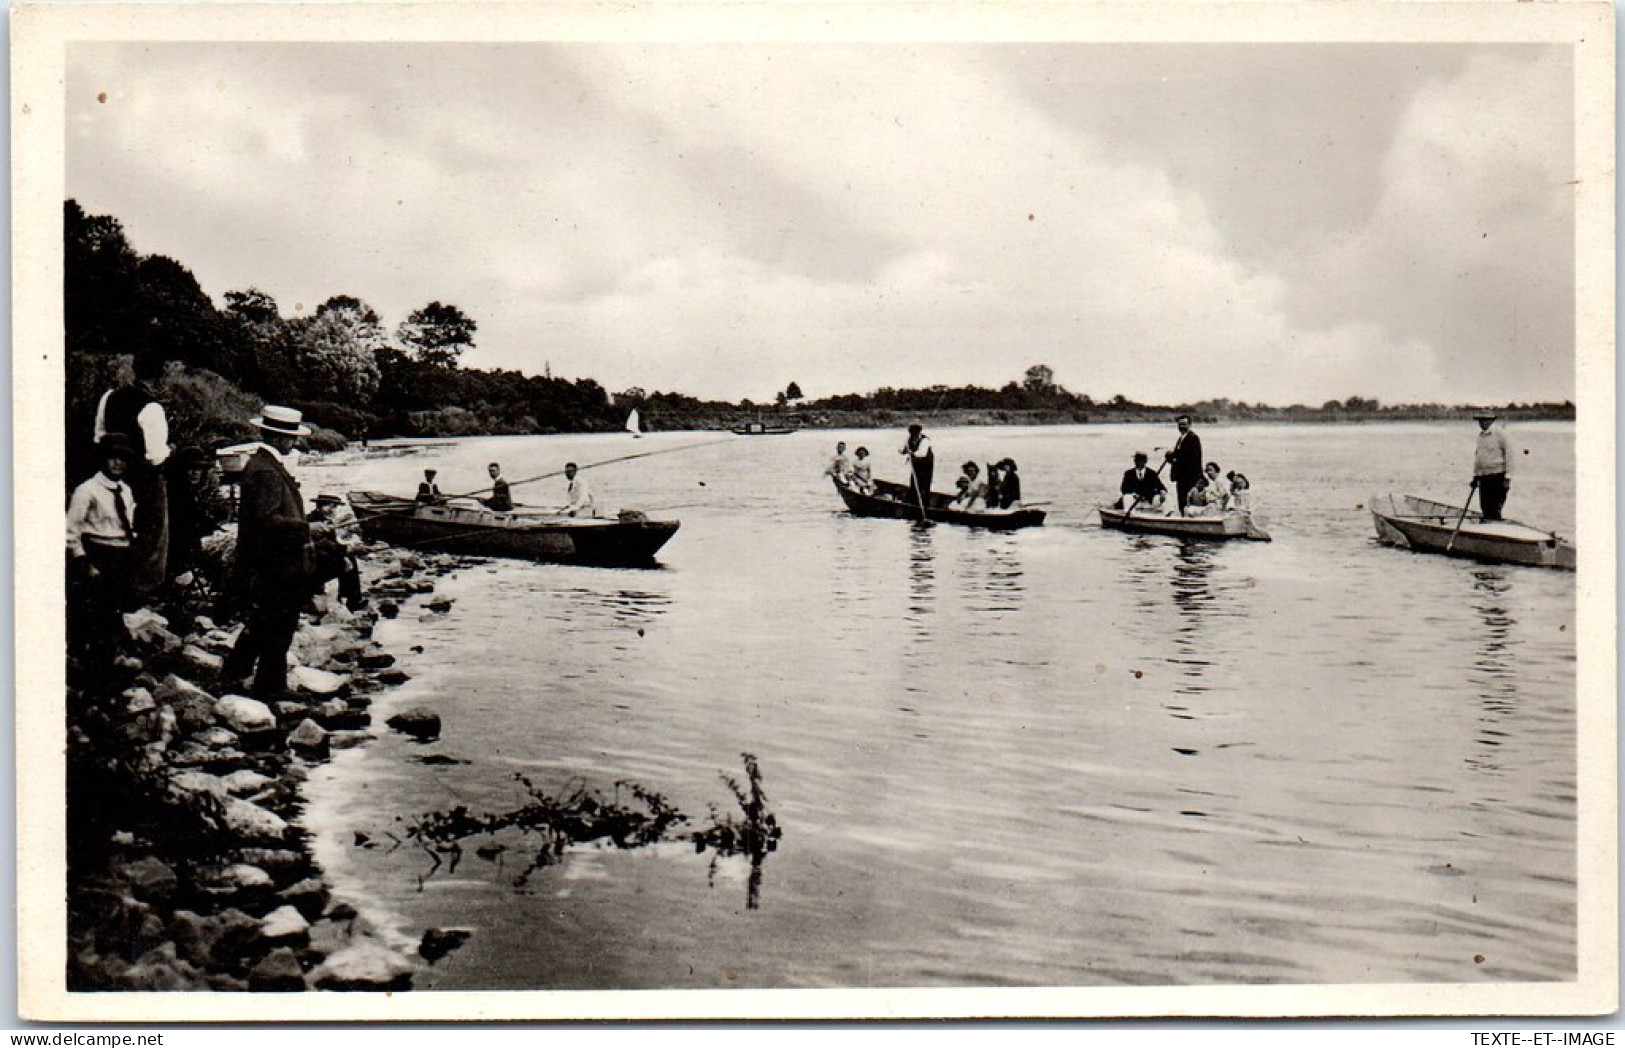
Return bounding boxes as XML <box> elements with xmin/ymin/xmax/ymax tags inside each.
<box><xmin>849</xmin><ymin>447</ymin><xmax>875</xmax><ymax>493</ymax></box>
<box><xmin>1116</xmin><ymin>452</ymin><xmax>1166</xmax><ymax>511</ymax></box>
<box><xmin>826</xmin><ymin>441</ymin><xmax>853</xmax><ymax>483</ymax></box>
<box><xmin>483</xmin><ymin>462</ymin><xmax>514</xmax><ymax>511</ymax></box>
<box><xmin>416</xmin><ymin>469</ymin><xmax>443</xmax><ymax>505</ymax></box>
<box><xmin>1201</xmin><ymin>462</ymin><xmax>1231</xmax><ymax>514</ymax></box>
<box><xmin>951</xmin><ymin>461</ymin><xmax>987</xmax><ymax>508</ymax></box>
<box><xmin>984</xmin><ymin>461</ymin><xmax>1004</xmax><ymax>509</ymax></box>
<box><xmin>996</xmin><ymin>458</ymin><xmax>1022</xmax><ymax>509</ymax></box>
<box><xmin>1227</xmin><ymin>472</ymin><xmax>1254</xmax><ymax>513</ymax></box>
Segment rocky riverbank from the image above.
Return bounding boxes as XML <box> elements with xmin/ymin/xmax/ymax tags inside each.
<box><xmin>67</xmin><ymin>542</ymin><xmax>468</xmax><ymax>992</ymax></box>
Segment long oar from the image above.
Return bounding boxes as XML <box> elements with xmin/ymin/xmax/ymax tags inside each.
<box><xmin>1445</xmin><ymin>479</ymin><xmax>1479</xmax><ymax>553</ymax></box>
<box><xmin>906</xmin><ymin>455</ymin><xmax>934</xmax><ymax>528</ymax></box>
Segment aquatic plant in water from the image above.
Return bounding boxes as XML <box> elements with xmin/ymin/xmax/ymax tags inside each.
<box><xmin>394</xmin><ymin>753</ymin><xmax>781</xmax><ymax>909</ymax></box>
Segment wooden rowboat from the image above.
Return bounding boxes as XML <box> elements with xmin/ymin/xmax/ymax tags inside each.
<box><xmin>1369</xmin><ymin>493</ymin><xmax>1574</xmax><ymax>570</ymax></box>
<box><xmin>1097</xmin><ymin>504</ymin><xmax>1272</xmax><ymax>541</ymax></box>
<box><xmin>731</xmin><ymin>421</ymin><xmax>797</xmax><ymax>436</ymax></box>
<box><xmin>346</xmin><ymin>491</ymin><xmax>679</xmax><ymax>566</ymax></box>
<box><xmin>833</xmin><ymin>477</ymin><xmax>1046</xmax><ymax>530</ymax></box>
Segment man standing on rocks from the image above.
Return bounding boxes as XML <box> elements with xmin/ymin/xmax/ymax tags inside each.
<box><xmin>94</xmin><ymin>352</ymin><xmax>171</xmax><ymax>599</ymax></box>
<box><xmin>223</xmin><ymin>405</ymin><xmax>312</xmax><ymax>699</ymax></box>
<box><xmin>66</xmin><ymin>434</ymin><xmax>141</xmax><ymax>665</ymax></box>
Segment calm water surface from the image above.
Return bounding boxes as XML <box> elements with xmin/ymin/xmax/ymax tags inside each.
<box><xmin>302</xmin><ymin>422</ymin><xmax>1577</xmax><ymax>989</ymax></box>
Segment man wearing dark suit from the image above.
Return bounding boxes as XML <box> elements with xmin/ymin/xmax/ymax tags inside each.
<box><xmin>1117</xmin><ymin>452</ymin><xmax>1167</xmax><ymax>510</ymax></box>
<box><xmin>222</xmin><ymin>405</ymin><xmax>312</xmax><ymax>699</ymax></box>
<box><xmin>1164</xmin><ymin>414</ymin><xmax>1204</xmax><ymax>516</ymax></box>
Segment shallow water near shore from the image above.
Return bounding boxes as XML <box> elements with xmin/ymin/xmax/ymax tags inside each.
<box><xmin>301</xmin><ymin>421</ymin><xmax>1578</xmax><ymax>989</ymax></box>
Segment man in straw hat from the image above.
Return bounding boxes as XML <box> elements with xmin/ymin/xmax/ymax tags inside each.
<box><xmin>1471</xmin><ymin>409</ymin><xmax>1512</xmax><ymax>521</ymax></box>
<box><xmin>222</xmin><ymin>405</ymin><xmax>313</xmax><ymax>699</ymax></box>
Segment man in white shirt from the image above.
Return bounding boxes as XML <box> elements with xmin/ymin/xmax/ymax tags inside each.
<box><xmin>1472</xmin><ymin>410</ymin><xmax>1512</xmax><ymax>521</ymax></box>
<box><xmin>66</xmin><ymin>435</ymin><xmax>139</xmax><ymax>662</ymax></box>
<box><xmin>93</xmin><ymin>353</ymin><xmax>171</xmax><ymax>597</ymax></box>
<box><xmin>560</xmin><ymin>462</ymin><xmax>595</xmax><ymax>517</ymax></box>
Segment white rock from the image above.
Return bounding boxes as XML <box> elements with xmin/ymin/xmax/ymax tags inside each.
<box><xmin>219</xmin><ymin>864</ymin><xmax>274</xmax><ymax>890</ymax></box>
<box><xmin>181</xmin><ymin>645</ymin><xmax>225</xmax><ymax>674</ymax></box>
<box><xmin>221</xmin><ymin>797</ymin><xmax>290</xmax><ymax>843</ymax></box>
<box><xmin>288</xmin><ymin>719</ymin><xmax>329</xmax><ymax>750</ymax></box>
<box><xmin>310</xmin><ymin>939</ymin><xmax>415</xmax><ymax>990</ymax></box>
<box><xmin>292</xmin><ymin>665</ymin><xmax>347</xmax><ymax>696</ymax></box>
<box><xmin>218</xmin><ymin>769</ymin><xmax>274</xmax><ymax>795</ymax></box>
<box><xmin>192</xmin><ymin>727</ymin><xmax>239</xmax><ymax>748</ymax></box>
<box><xmin>123</xmin><ymin>609</ymin><xmax>182</xmax><ymax>653</ymax></box>
<box><xmin>261</xmin><ymin>905</ymin><xmax>311</xmax><ymax>940</ymax></box>
<box><xmin>215</xmin><ymin>695</ymin><xmax>277</xmax><ymax>734</ymax></box>
<box><xmin>170</xmin><ymin>770</ymin><xmax>227</xmax><ymax>799</ymax></box>
<box><xmin>123</xmin><ymin>687</ymin><xmax>156</xmax><ymax>714</ymax></box>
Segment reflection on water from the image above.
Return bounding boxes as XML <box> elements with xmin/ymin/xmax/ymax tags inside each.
<box><xmin>1466</xmin><ymin>568</ymin><xmax>1518</xmax><ymax>775</ymax></box>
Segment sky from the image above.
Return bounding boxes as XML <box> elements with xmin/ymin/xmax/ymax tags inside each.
<box><xmin>65</xmin><ymin>40</ymin><xmax>1577</xmax><ymax>406</ymax></box>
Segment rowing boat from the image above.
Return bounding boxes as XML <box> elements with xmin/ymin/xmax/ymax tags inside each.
<box><xmin>1369</xmin><ymin>493</ymin><xmax>1574</xmax><ymax>570</ymax></box>
<box><xmin>346</xmin><ymin>491</ymin><xmax>680</xmax><ymax>566</ymax></box>
<box><xmin>833</xmin><ymin>477</ymin><xmax>1046</xmax><ymax>530</ymax></box>
<box><xmin>1097</xmin><ymin>504</ymin><xmax>1272</xmax><ymax>541</ymax></box>
<box><xmin>731</xmin><ymin>421</ymin><xmax>797</xmax><ymax>436</ymax></box>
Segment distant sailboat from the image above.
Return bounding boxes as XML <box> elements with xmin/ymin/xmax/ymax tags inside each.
<box><xmin>626</xmin><ymin>408</ymin><xmax>642</xmax><ymax>438</ymax></box>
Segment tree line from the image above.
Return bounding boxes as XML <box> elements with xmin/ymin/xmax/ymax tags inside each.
<box><xmin>65</xmin><ymin>199</ymin><xmax>1574</xmax><ymax>468</ymax></box>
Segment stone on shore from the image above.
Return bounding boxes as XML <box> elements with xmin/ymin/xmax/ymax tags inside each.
<box><xmin>181</xmin><ymin>645</ymin><xmax>225</xmax><ymax>676</ymax></box>
<box><xmin>278</xmin><ymin>877</ymin><xmax>329</xmax><ymax>921</ymax></box>
<box><xmin>309</xmin><ymin>939</ymin><xmax>415</xmax><ymax>991</ymax></box>
<box><xmin>248</xmin><ymin>946</ymin><xmax>307</xmax><ymax>991</ymax></box>
<box><xmin>419</xmin><ymin>927</ymin><xmax>472</xmax><ymax>963</ymax></box>
<box><xmin>386</xmin><ymin>708</ymin><xmax>441</xmax><ymax>742</ymax></box>
<box><xmin>215</xmin><ymin>695</ymin><xmax>277</xmax><ymax>734</ymax></box>
<box><xmin>153</xmin><ymin>674</ymin><xmax>219</xmax><ymax>733</ymax></box>
<box><xmin>118</xmin><ymin>857</ymin><xmax>178</xmax><ymax>901</ymax></box>
<box><xmin>123</xmin><ymin>609</ymin><xmax>183</xmax><ymax>654</ymax></box>
<box><xmin>169</xmin><ymin>770</ymin><xmax>228</xmax><ymax>799</ymax></box>
<box><xmin>260</xmin><ymin>904</ymin><xmax>311</xmax><ymax>943</ymax></box>
<box><xmin>287</xmin><ymin>718</ymin><xmax>329</xmax><ymax>754</ymax></box>
<box><xmin>219</xmin><ymin>769</ymin><xmax>274</xmax><ymax>796</ymax></box>
<box><xmin>221</xmin><ymin>796</ymin><xmax>291</xmax><ymax>843</ymax></box>
<box><xmin>123</xmin><ymin>687</ymin><xmax>156</xmax><ymax>714</ymax></box>
<box><xmin>292</xmin><ymin>665</ymin><xmax>348</xmax><ymax>696</ymax></box>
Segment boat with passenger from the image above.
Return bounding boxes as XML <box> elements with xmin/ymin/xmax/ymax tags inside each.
<box><xmin>832</xmin><ymin>477</ymin><xmax>1046</xmax><ymax>530</ymax></box>
<box><xmin>1097</xmin><ymin>504</ymin><xmax>1271</xmax><ymax>541</ymax></box>
<box><xmin>346</xmin><ymin>492</ymin><xmax>680</xmax><ymax>566</ymax></box>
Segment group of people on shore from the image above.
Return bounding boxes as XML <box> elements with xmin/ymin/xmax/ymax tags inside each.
<box><xmin>414</xmin><ymin>461</ymin><xmax>596</xmax><ymax>517</ymax></box>
<box><xmin>65</xmin><ymin>358</ymin><xmax>361</xmax><ymax>697</ymax></box>
<box><xmin>824</xmin><ymin>426</ymin><xmax>1025</xmax><ymax>511</ymax></box>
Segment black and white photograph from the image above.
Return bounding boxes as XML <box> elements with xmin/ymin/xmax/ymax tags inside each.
<box><xmin>13</xmin><ymin>0</ymin><xmax>1616</xmax><ymax>1022</ymax></box>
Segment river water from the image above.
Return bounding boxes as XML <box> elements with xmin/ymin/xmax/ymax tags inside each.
<box><xmin>300</xmin><ymin>422</ymin><xmax>1578</xmax><ymax>989</ymax></box>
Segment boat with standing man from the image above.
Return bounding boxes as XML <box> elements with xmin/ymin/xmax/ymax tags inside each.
<box><xmin>1369</xmin><ymin>493</ymin><xmax>1575</xmax><ymax>570</ymax></box>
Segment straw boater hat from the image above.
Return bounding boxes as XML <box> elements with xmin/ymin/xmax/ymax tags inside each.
<box><xmin>252</xmin><ymin>404</ymin><xmax>311</xmax><ymax>437</ymax></box>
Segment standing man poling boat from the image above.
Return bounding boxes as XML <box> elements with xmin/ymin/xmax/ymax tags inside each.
<box><xmin>1472</xmin><ymin>409</ymin><xmax>1512</xmax><ymax>521</ymax></box>
<box><xmin>900</xmin><ymin>424</ymin><xmax>935</xmax><ymax>507</ymax></box>
<box><xmin>1164</xmin><ymin>414</ymin><xmax>1204</xmax><ymax>516</ymax></box>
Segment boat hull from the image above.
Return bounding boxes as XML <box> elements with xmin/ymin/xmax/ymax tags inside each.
<box><xmin>1098</xmin><ymin>505</ymin><xmax>1270</xmax><ymax>541</ymax></box>
<box><xmin>347</xmin><ymin>492</ymin><xmax>679</xmax><ymax>566</ymax></box>
<box><xmin>1369</xmin><ymin>493</ymin><xmax>1574</xmax><ymax>570</ymax></box>
<box><xmin>834</xmin><ymin>478</ymin><xmax>1046</xmax><ymax>530</ymax></box>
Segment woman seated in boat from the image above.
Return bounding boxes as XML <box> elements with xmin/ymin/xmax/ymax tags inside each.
<box><xmin>996</xmin><ymin>458</ymin><xmax>1022</xmax><ymax>509</ymax></box>
<box><xmin>1227</xmin><ymin>472</ymin><xmax>1253</xmax><ymax>513</ymax></box>
<box><xmin>849</xmin><ymin>447</ymin><xmax>875</xmax><ymax>493</ymax></box>
<box><xmin>416</xmin><ymin>469</ymin><xmax>443</xmax><ymax>505</ymax></box>
<box><xmin>951</xmin><ymin>461</ymin><xmax>987</xmax><ymax>508</ymax></box>
<box><xmin>984</xmin><ymin>461</ymin><xmax>1004</xmax><ymax>508</ymax></box>
<box><xmin>1195</xmin><ymin>462</ymin><xmax>1231</xmax><ymax>515</ymax></box>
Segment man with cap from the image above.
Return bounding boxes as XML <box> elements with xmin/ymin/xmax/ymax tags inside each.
<box><xmin>1164</xmin><ymin>414</ymin><xmax>1204</xmax><ymax>515</ymax></box>
<box><xmin>222</xmin><ymin>405</ymin><xmax>313</xmax><ymax>698</ymax></box>
<box><xmin>1118</xmin><ymin>451</ymin><xmax>1167</xmax><ymax>511</ymax></box>
<box><xmin>1472</xmin><ymin>409</ymin><xmax>1512</xmax><ymax>521</ymax></box>
<box><xmin>93</xmin><ymin>352</ymin><xmax>171</xmax><ymax>599</ymax></box>
<box><xmin>66</xmin><ymin>434</ymin><xmax>140</xmax><ymax>663</ymax></box>
<box><xmin>899</xmin><ymin>424</ymin><xmax>935</xmax><ymax>507</ymax></box>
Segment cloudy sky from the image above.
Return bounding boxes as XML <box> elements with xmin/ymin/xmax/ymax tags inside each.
<box><xmin>65</xmin><ymin>40</ymin><xmax>1576</xmax><ymax>406</ymax></box>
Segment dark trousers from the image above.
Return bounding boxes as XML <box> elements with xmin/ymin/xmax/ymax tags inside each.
<box><xmin>1175</xmin><ymin>479</ymin><xmax>1198</xmax><ymax>515</ymax></box>
<box><xmin>907</xmin><ymin>458</ymin><xmax>934</xmax><ymax>506</ymax></box>
<box><xmin>67</xmin><ymin>541</ymin><xmax>135</xmax><ymax>669</ymax></box>
<box><xmin>223</xmin><ymin>588</ymin><xmax>303</xmax><ymax>695</ymax></box>
<box><xmin>1477</xmin><ymin>473</ymin><xmax>1509</xmax><ymax>521</ymax></box>
<box><xmin>126</xmin><ymin>466</ymin><xmax>169</xmax><ymax>598</ymax></box>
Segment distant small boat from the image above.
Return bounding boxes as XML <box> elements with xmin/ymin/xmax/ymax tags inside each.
<box><xmin>347</xmin><ymin>492</ymin><xmax>679</xmax><ymax>566</ymax></box>
<box><xmin>1098</xmin><ymin>504</ymin><xmax>1271</xmax><ymax>541</ymax></box>
<box><xmin>1370</xmin><ymin>493</ymin><xmax>1574</xmax><ymax>570</ymax></box>
<box><xmin>626</xmin><ymin>408</ymin><xmax>642</xmax><ymax>438</ymax></box>
<box><xmin>731</xmin><ymin>420</ymin><xmax>797</xmax><ymax>436</ymax></box>
<box><xmin>833</xmin><ymin>477</ymin><xmax>1046</xmax><ymax>530</ymax></box>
